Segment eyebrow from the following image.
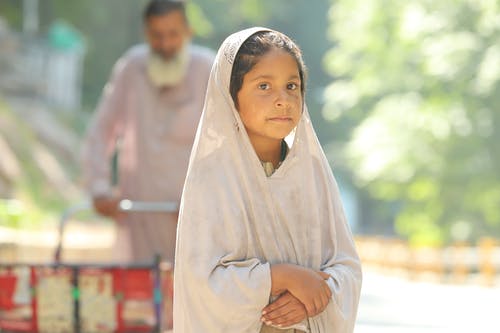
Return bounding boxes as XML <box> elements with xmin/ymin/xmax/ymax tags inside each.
<box><xmin>249</xmin><ymin>74</ymin><xmax>300</xmax><ymax>82</ymax></box>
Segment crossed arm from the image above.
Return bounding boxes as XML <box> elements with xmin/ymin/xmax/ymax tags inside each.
<box><xmin>261</xmin><ymin>264</ymin><xmax>332</xmax><ymax>327</ymax></box>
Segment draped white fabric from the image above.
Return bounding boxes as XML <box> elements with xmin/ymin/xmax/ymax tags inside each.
<box><xmin>174</xmin><ymin>27</ymin><xmax>362</xmax><ymax>333</ymax></box>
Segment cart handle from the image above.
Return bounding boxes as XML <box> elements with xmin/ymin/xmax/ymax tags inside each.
<box><xmin>54</xmin><ymin>199</ymin><xmax>178</xmax><ymax>263</ymax></box>
<box><xmin>119</xmin><ymin>200</ymin><xmax>178</xmax><ymax>213</ymax></box>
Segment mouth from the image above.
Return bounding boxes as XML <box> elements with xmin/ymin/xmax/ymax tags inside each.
<box><xmin>268</xmin><ymin>117</ymin><xmax>293</xmax><ymax>122</ymax></box>
<box><xmin>154</xmin><ymin>49</ymin><xmax>177</xmax><ymax>61</ymax></box>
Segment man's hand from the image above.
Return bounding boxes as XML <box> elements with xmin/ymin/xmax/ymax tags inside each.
<box><xmin>92</xmin><ymin>196</ymin><xmax>122</xmax><ymax>219</ymax></box>
<box><xmin>261</xmin><ymin>291</ymin><xmax>307</xmax><ymax>328</ymax></box>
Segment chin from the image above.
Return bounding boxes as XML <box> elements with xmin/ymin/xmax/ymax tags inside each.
<box><xmin>273</xmin><ymin>131</ymin><xmax>293</xmax><ymax>140</ymax></box>
<box><xmin>279</xmin><ymin>127</ymin><xmax>296</xmax><ymax>137</ymax></box>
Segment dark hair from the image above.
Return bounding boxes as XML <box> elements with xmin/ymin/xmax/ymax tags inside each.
<box><xmin>230</xmin><ymin>31</ymin><xmax>307</xmax><ymax>108</ymax></box>
<box><xmin>143</xmin><ymin>0</ymin><xmax>187</xmax><ymax>22</ymax></box>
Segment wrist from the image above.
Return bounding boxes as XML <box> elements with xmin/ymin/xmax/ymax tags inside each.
<box><xmin>270</xmin><ymin>264</ymin><xmax>285</xmax><ymax>295</ymax></box>
<box><xmin>270</xmin><ymin>263</ymin><xmax>295</xmax><ymax>295</ymax></box>
<box><xmin>90</xmin><ymin>179</ymin><xmax>112</xmax><ymax>197</ymax></box>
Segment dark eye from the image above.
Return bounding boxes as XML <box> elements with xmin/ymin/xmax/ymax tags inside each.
<box><xmin>287</xmin><ymin>82</ymin><xmax>299</xmax><ymax>90</ymax></box>
<box><xmin>258</xmin><ymin>83</ymin><xmax>270</xmax><ymax>90</ymax></box>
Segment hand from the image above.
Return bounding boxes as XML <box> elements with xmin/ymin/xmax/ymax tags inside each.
<box><xmin>261</xmin><ymin>291</ymin><xmax>307</xmax><ymax>328</ymax></box>
<box><xmin>316</xmin><ymin>270</ymin><xmax>331</xmax><ymax>281</ymax></box>
<box><xmin>285</xmin><ymin>266</ymin><xmax>332</xmax><ymax>317</ymax></box>
<box><xmin>92</xmin><ymin>196</ymin><xmax>122</xmax><ymax>219</ymax></box>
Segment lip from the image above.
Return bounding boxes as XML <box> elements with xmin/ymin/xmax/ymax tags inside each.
<box><xmin>268</xmin><ymin>117</ymin><xmax>292</xmax><ymax>121</ymax></box>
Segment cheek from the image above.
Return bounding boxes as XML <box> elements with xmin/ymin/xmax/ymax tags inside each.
<box><xmin>293</xmin><ymin>98</ymin><xmax>303</xmax><ymax>123</ymax></box>
<box><xmin>253</xmin><ymin>94</ymin><xmax>275</xmax><ymax>108</ymax></box>
<box><xmin>239</xmin><ymin>107</ymin><xmax>257</xmax><ymax>126</ymax></box>
<box><xmin>239</xmin><ymin>105</ymin><xmax>265</xmax><ymax>130</ymax></box>
<box><xmin>292</xmin><ymin>95</ymin><xmax>303</xmax><ymax>111</ymax></box>
<box><xmin>171</xmin><ymin>34</ymin><xmax>183</xmax><ymax>46</ymax></box>
<box><xmin>145</xmin><ymin>34</ymin><xmax>157</xmax><ymax>47</ymax></box>
<box><xmin>236</xmin><ymin>103</ymin><xmax>251</xmax><ymax>126</ymax></box>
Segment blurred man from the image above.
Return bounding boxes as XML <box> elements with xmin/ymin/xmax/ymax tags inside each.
<box><xmin>82</xmin><ymin>0</ymin><xmax>214</xmax><ymax>264</ymax></box>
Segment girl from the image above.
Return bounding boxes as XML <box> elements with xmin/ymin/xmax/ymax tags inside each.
<box><xmin>173</xmin><ymin>27</ymin><xmax>362</xmax><ymax>333</ymax></box>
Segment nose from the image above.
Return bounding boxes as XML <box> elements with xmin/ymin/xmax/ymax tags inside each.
<box><xmin>155</xmin><ymin>34</ymin><xmax>180</xmax><ymax>59</ymax></box>
<box><xmin>275</xmin><ymin>90</ymin><xmax>292</xmax><ymax>110</ymax></box>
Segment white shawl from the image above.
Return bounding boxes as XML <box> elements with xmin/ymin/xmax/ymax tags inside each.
<box><xmin>173</xmin><ymin>27</ymin><xmax>362</xmax><ymax>333</ymax></box>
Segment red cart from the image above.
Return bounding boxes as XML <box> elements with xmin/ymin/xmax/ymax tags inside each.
<box><xmin>0</xmin><ymin>200</ymin><xmax>177</xmax><ymax>333</ymax></box>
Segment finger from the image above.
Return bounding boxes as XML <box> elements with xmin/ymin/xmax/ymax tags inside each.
<box><xmin>263</xmin><ymin>302</ymin><xmax>293</xmax><ymax>320</ymax></box>
<box><xmin>320</xmin><ymin>294</ymin><xmax>329</xmax><ymax>313</ymax></box>
<box><xmin>324</xmin><ymin>280</ymin><xmax>332</xmax><ymax>299</ymax></box>
<box><xmin>311</xmin><ymin>298</ymin><xmax>322</xmax><ymax>317</ymax></box>
<box><xmin>314</xmin><ymin>292</ymin><xmax>330</xmax><ymax>317</ymax></box>
<box><xmin>262</xmin><ymin>294</ymin><xmax>292</xmax><ymax>315</ymax></box>
<box><xmin>320</xmin><ymin>289</ymin><xmax>332</xmax><ymax>313</ymax></box>
<box><xmin>263</xmin><ymin>305</ymin><xmax>296</xmax><ymax>322</ymax></box>
<box><xmin>272</xmin><ymin>309</ymin><xmax>305</xmax><ymax>327</ymax></box>
<box><xmin>263</xmin><ymin>296</ymin><xmax>303</xmax><ymax>321</ymax></box>
<box><xmin>263</xmin><ymin>297</ymin><xmax>299</xmax><ymax>321</ymax></box>
<box><xmin>305</xmin><ymin>302</ymin><xmax>317</xmax><ymax>317</ymax></box>
<box><xmin>318</xmin><ymin>286</ymin><xmax>330</xmax><ymax>309</ymax></box>
<box><xmin>269</xmin><ymin>307</ymin><xmax>302</xmax><ymax>323</ymax></box>
<box><xmin>320</xmin><ymin>277</ymin><xmax>332</xmax><ymax>296</ymax></box>
<box><xmin>316</xmin><ymin>271</ymin><xmax>331</xmax><ymax>280</ymax></box>
<box><xmin>262</xmin><ymin>308</ymin><xmax>292</xmax><ymax>327</ymax></box>
<box><xmin>115</xmin><ymin>210</ymin><xmax>127</xmax><ymax>220</ymax></box>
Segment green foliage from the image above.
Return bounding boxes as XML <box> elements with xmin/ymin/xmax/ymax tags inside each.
<box><xmin>0</xmin><ymin>199</ymin><xmax>22</xmax><ymax>228</ymax></box>
<box><xmin>186</xmin><ymin>2</ymin><xmax>213</xmax><ymax>38</ymax></box>
<box><xmin>0</xmin><ymin>198</ymin><xmax>50</xmax><ymax>229</ymax></box>
<box><xmin>0</xmin><ymin>1</ymin><xmax>333</xmax><ymax>228</ymax></box>
<box><xmin>0</xmin><ymin>1</ymin><xmax>22</xmax><ymax>29</ymax></box>
<box><xmin>324</xmin><ymin>0</ymin><xmax>500</xmax><ymax>244</ymax></box>
<box><xmin>0</xmin><ymin>100</ymin><xmax>71</xmax><ymax>227</ymax></box>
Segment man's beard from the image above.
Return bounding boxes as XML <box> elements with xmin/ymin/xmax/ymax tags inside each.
<box><xmin>147</xmin><ymin>42</ymin><xmax>190</xmax><ymax>87</ymax></box>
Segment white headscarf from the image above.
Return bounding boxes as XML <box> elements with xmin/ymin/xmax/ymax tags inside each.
<box><xmin>174</xmin><ymin>27</ymin><xmax>362</xmax><ymax>333</ymax></box>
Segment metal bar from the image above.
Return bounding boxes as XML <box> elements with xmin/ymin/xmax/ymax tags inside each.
<box><xmin>153</xmin><ymin>255</ymin><xmax>162</xmax><ymax>333</ymax></box>
<box><xmin>118</xmin><ymin>200</ymin><xmax>178</xmax><ymax>213</ymax></box>
<box><xmin>72</xmin><ymin>267</ymin><xmax>80</xmax><ymax>333</ymax></box>
<box><xmin>54</xmin><ymin>199</ymin><xmax>177</xmax><ymax>262</ymax></box>
<box><xmin>54</xmin><ymin>201</ymin><xmax>91</xmax><ymax>263</ymax></box>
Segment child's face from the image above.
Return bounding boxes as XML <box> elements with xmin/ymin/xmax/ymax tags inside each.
<box><xmin>236</xmin><ymin>49</ymin><xmax>302</xmax><ymax>143</ymax></box>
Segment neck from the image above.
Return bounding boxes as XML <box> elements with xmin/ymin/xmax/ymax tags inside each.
<box><xmin>248</xmin><ymin>136</ymin><xmax>282</xmax><ymax>168</ymax></box>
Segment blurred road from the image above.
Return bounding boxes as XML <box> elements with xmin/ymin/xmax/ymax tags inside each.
<box><xmin>355</xmin><ymin>270</ymin><xmax>499</xmax><ymax>333</ymax></box>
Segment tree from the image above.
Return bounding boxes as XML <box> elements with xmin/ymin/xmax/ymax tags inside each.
<box><xmin>324</xmin><ymin>0</ymin><xmax>500</xmax><ymax>245</ymax></box>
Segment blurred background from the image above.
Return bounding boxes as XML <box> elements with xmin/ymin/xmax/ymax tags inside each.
<box><xmin>0</xmin><ymin>0</ymin><xmax>499</xmax><ymax>332</ymax></box>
